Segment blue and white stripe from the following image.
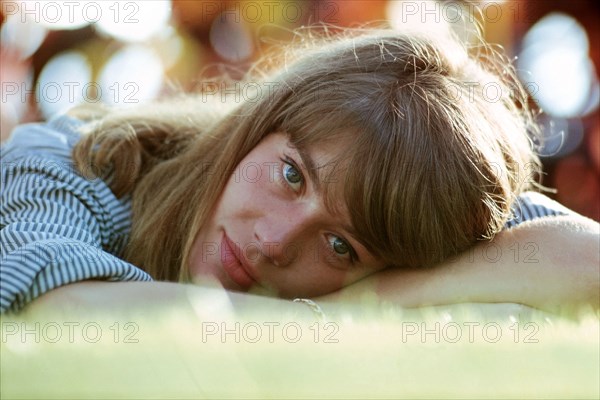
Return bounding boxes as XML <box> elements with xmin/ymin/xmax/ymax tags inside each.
<box><xmin>1</xmin><ymin>115</ymin><xmax>151</xmax><ymax>313</ymax></box>
<box><xmin>504</xmin><ymin>191</ymin><xmax>570</xmax><ymax>229</ymax></box>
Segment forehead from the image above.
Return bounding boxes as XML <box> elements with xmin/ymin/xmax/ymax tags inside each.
<box><xmin>296</xmin><ymin>139</ymin><xmax>353</xmax><ymax>220</ymax></box>
<box><xmin>305</xmin><ymin>140</ymin><xmax>348</xmax><ymax>184</ymax></box>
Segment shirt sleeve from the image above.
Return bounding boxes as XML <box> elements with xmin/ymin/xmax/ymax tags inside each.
<box><xmin>1</xmin><ymin>117</ymin><xmax>152</xmax><ymax>314</ymax></box>
<box><xmin>504</xmin><ymin>191</ymin><xmax>573</xmax><ymax>230</ymax></box>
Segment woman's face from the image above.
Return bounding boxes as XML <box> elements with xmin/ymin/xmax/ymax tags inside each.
<box><xmin>188</xmin><ymin>133</ymin><xmax>386</xmax><ymax>298</ymax></box>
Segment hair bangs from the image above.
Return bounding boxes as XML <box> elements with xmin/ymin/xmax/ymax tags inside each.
<box><xmin>342</xmin><ymin>119</ymin><xmax>409</xmax><ymax>266</ymax></box>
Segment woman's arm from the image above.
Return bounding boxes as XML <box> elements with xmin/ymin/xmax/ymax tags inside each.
<box><xmin>319</xmin><ymin>215</ymin><xmax>599</xmax><ymax>315</ymax></box>
<box><xmin>21</xmin><ymin>215</ymin><xmax>598</xmax><ymax>318</ymax></box>
<box><xmin>21</xmin><ymin>280</ymin><xmax>328</xmax><ymax>322</ymax></box>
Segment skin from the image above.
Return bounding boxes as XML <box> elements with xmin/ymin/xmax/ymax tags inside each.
<box><xmin>188</xmin><ymin>133</ymin><xmax>386</xmax><ymax>298</ymax></box>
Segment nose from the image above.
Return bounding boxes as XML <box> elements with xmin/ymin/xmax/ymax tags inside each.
<box><xmin>253</xmin><ymin>203</ymin><xmax>320</xmax><ymax>267</ymax></box>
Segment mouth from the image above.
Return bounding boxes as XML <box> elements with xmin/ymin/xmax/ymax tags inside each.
<box><xmin>220</xmin><ymin>232</ymin><xmax>258</xmax><ymax>291</ymax></box>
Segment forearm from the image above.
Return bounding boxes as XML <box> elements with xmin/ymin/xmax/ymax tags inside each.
<box><xmin>20</xmin><ymin>281</ymin><xmax>323</xmax><ymax>322</ymax></box>
<box><xmin>320</xmin><ymin>216</ymin><xmax>600</xmax><ymax>314</ymax></box>
<box><xmin>430</xmin><ymin>215</ymin><xmax>599</xmax><ymax>312</ymax></box>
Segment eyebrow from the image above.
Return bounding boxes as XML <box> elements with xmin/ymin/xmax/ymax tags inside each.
<box><xmin>295</xmin><ymin>144</ymin><xmax>362</xmax><ymax>240</ymax></box>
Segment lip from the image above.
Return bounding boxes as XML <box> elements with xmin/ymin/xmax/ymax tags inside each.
<box><xmin>220</xmin><ymin>233</ymin><xmax>258</xmax><ymax>290</ymax></box>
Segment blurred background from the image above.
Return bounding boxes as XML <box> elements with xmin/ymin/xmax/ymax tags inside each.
<box><xmin>1</xmin><ymin>0</ymin><xmax>598</xmax><ymax>220</ymax></box>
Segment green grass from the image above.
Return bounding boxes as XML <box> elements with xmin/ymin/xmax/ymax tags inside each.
<box><xmin>2</xmin><ymin>303</ymin><xmax>598</xmax><ymax>399</ymax></box>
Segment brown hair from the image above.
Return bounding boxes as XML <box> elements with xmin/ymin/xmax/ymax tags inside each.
<box><xmin>72</xmin><ymin>26</ymin><xmax>542</xmax><ymax>283</ymax></box>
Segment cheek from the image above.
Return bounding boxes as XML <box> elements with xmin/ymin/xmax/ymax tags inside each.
<box><xmin>236</xmin><ymin>161</ymin><xmax>265</xmax><ymax>185</ymax></box>
<box><xmin>219</xmin><ymin>165</ymin><xmax>274</xmax><ymax>214</ymax></box>
<box><xmin>187</xmin><ymin>233</ymin><xmax>215</xmax><ymax>279</ymax></box>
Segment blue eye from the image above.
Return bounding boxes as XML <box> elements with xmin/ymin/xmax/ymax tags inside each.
<box><xmin>328</xmin><ymin>235</ymin><xmax>350</xmax><ymax>256</ymax></box>
<box><xmin>283</xmin><ymin>162</ymin><xmax>303</xmax><ymax>190</ymax></box>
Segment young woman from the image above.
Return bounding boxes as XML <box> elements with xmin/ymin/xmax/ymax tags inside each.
<box><xmin>1</xmin><ymin>27</ymin><xmax>598</xmax><ymax>316</ymax></box>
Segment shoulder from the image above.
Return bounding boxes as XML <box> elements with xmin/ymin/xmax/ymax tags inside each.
<box><xmin>1</xmin><ymin>114</ymin><xmax>127</xmax><ymax>223</ymax></box>
<box><xmin>1</xmin><ymin>114</ymin><xmax>84</xmax><ymax>163</ymax></box>
<box><xmin>1</xmin><ymin>114</ymin><xmax>132</xmax><ymax>256</ymax></box>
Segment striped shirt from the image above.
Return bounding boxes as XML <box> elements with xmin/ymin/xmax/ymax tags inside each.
<box><xmin>504</xmin><ymin>191</ymin><xmax>572</xmax><ymax>229</ymax></box>
<box><xmin>0</xmin><ymin>115</ymin><xmax>571</xmax><ymax>313</ymax></box>
<box><xmin>1</xmin><ymin>115</ymin><xmax>152</xmax><ymax>313</ymax></box>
